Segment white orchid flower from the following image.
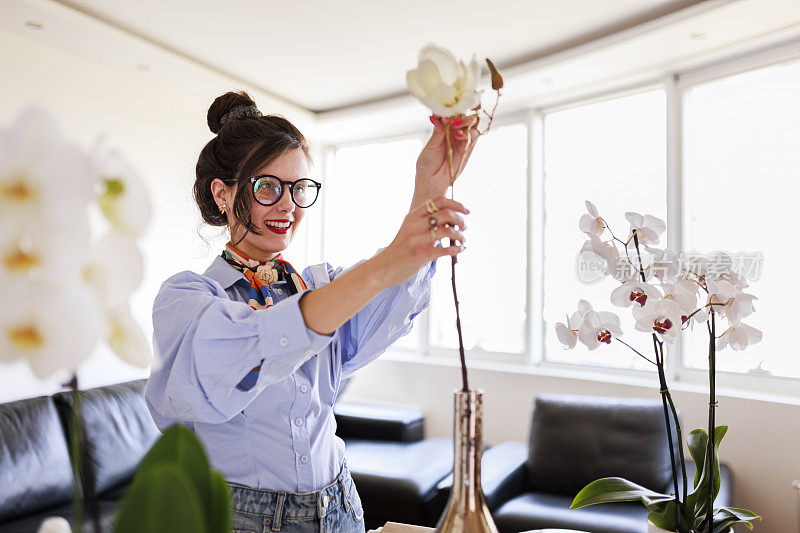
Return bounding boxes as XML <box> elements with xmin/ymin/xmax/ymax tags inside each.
<box><xmin>82</xmin><ymin>231</ymin><xmax>144</xmax><ymax>309</ymax></box>
<box><xmin>643</xmin><ymin>246</ymin><xmax>680</xmax><ymax>283</ymax></box>
<box><xmin>407</xmin><ymin>43</ymin><xmax>482</xmax><ymax>117</ymax></box>
<box><xmin>555</xmin><ymin>300</ymin><xmax>593</xmax><ymax>349</ymax></box>
<box><xmin>0</xmin><ymin>282</ymin><xmax>104</xmax><ymax>379</ymax></box>
<box><xmin>579</xmin><ymin>201</ymin><xmax>605</xmax><ymax>237</ymax></box>
<box><xmin>633</xmin><ymin>299</ymin><xmax>683</xmax><ymax>343</ymax></box>
<box><xmin>0</xmin><ymin>219</ymin><xmax>90</xmax><ymax>284</ymax></box>
<box><xmin>106</xmin><ymin>305</ymin><xmax>151</xmax><ymax>367</ymax></box>
<box><xmin>0</xmin><ymin>108</ymin><xmax>94</xmax><ymax>230</ymax></box>
<box><xmin>580</xmin><ymin>235</ymin><xmax>634</xmax><ymax>282</ymax></box>
<box><xmin>660</xmin><ymin>280</ymin><xmax>698</xmax><ymax>315</ymax></box>
<box><xmin>577</xmin><ymin>309</ymin><xmax>622</xmax><ymax>350</ymax></box>
<box><xmin>610</xmin><ymin>279</ymin><xmax>661</xmax><ymax>308</ymax></box>
<box><xmin>706</xmin><ymin>279</ymin><xmax>757</xmax><ymax>324</ymax></box>
<box><xmin>92</xmin><ymin>140</ymin><xmax>151</xmax><ymax>238</ymax></box>
<box><xmin>625</xmin><ymin>212</ymin><xmax>666</xmax><ymax>246</ymax></box>
<box><xmin>715</xmin><ymin>322</ymin><xmax>763</xmax><ymax>351</ymax></box>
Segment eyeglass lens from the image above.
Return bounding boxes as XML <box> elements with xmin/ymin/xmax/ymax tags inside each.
<box><xmin>253</xmin><ymin>176</ymin><xmax>319</xmax><ymax>207</ymax></box>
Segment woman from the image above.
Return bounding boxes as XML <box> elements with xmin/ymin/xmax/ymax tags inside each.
<box><xmin>145</xmin><ymin>91</ymin><xmax>473</xmax><ymax>532</ymax></box>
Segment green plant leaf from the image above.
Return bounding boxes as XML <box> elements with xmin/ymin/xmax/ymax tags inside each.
<box><xmin>570</xmin><ymin>477</ymin><xmax>667</xmax><ymax>509</ymax></box>
<box><xmin>209</xmin><ymin>470</ymin><xmax>232</xmax><ymax>533</ymax></box>
<box><xmin>686</xmin><ymin>426</ymin><xmax>729</xmax><ymax>529</ymax></box>
<box><xmin>712</xmin><ymin>507</ymin><xmax>761</xmax><ymax>533</ymax></box>
<box><xmin>114</xmin><ymin>463</ymin><xmax>207</xmax><ymax>533</ymax></box>
<box><xmin>647</xmin><ymin>499</ymin><xmax>678</xmax><ymax>532</ymax></box>
<box><xmin>135</xmin><ymin>425</ymin><xmax>213</xmax><ymax>516</ymax></box>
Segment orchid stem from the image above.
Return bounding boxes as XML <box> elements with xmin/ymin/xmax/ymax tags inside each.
<box><xmin>614</xmin><ymin>338</ymin><xmax>656</xmax><ymax>366</ymax></box>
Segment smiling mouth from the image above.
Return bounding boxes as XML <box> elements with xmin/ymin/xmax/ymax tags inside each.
<box><xmin>265</xmin><ymin>221</ymin><xmax>292</xmax><ymax>234</ymax></box>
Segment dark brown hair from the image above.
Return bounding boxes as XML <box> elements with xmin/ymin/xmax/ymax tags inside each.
<box><xmin>194</xmin><ymin>90</ymin><xmax>311</xmax><ymax>245</ymax></box>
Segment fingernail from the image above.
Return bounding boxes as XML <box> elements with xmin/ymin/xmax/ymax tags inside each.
<box><xmin>452</xmin><ymin>118</ymin><xmax>463</xmax><ymax>127</ymax></box>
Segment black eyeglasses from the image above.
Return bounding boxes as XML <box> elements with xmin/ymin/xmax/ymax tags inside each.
<box><xmin>249</xmin><ymin>175</ymin><xmax>322</xmax><ymax>208</ymax></box>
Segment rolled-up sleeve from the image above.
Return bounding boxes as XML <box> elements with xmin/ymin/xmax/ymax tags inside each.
<box><xmin>335</xmin><ymin>252</ymin><xmax>438</xmax><ymax>378</ymax></box>
<box><xmin>146</xmin><ymin>271</ymin><xmax>334</xmax><ymax>426</ymax></box>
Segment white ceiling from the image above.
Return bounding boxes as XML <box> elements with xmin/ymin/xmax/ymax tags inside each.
<box><xmin>53</xmin><ymin>0</ymin><xmax>706</xmax><ymax>112</ymax></box>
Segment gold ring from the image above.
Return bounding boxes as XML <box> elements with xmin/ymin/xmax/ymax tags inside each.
<box><xmin>425</xmin><ymin>199</ymin><xmax>439</xmax><ymax>214</ymax></box>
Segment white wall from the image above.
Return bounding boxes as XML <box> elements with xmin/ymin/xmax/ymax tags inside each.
<box><xmin>341</xmin><ymin>355</ymin><xmax>800</xmax><ymax>533</ymax></box>
<box><xmin>0</xmin><ymin>26</ymin><xmax>320</xmax><ymax>401</ymax></box>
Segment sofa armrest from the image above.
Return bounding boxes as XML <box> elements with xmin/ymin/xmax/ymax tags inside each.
<box><xmin>681</xmin><ymin>461</ymin><xmax>734</xmax><ymax>508</ymax></box>
<box><xmin>334</xmin><ymin>402</ymin><xmax>425</xmax><ymax>442</ymax></box>
<box><xmin>436</xmin><ymin>441</ymin><xmax>530</xmax><ymax>512</ymax></box>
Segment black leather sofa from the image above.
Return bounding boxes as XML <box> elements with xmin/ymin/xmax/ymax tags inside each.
<box><xmin>0</xmin><ymin>380</ymin><xmax>453</xmax><ymax>532</ymax></box>
<box><xmin>0</xmin><ymin>380</ymin><xmax>161</xmax><ymax>533</ymax></box>
<box><xmin>438</xmin><ymin>394</ymin><xmax>734</xmax><ymax>533</ymax></box>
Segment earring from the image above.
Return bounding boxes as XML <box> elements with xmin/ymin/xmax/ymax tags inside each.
<box><xmin>219</xmin><ymin>204</ymin><xmax>227</xmax><ymax>215</ymax></box>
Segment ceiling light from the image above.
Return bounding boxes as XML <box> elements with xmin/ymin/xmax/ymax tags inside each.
<box><xmin>25</xmin><ymin>21</ymin><xmax>43</xmax><ymax>30</ymax></box>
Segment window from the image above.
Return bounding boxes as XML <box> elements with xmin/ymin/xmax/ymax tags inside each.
<box><xmin>329</xmin><ymin>138</ymin><xmax>422</xmax><ymax>350</ymax></box>
<box><xmin>542</xmin><ymin>90</ymin><xmax>667</xmax><ymax>371</ymax></box>
<box><xmin>427</xmin><ymin>123</ymin><xmax>528</xmax><ymax>356</ymax></box>
<box><xmin>681</xmin><ymin>59</ymin><xmax>800</xmax><ymax>379</ymax></box>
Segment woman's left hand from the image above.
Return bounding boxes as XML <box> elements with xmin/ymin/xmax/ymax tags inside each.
<box><xmin>412</xmin><ymin>114</ymin><xmax>479</xmax><ymax>205</ymax></box>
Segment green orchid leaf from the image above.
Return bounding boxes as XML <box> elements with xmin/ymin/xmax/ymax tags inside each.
<box><xmin>570</xmin><ymin>477</ymin><xmax>666</xmax><ymax>509</ymax></box>
<box><xmin>114</xmin><ymin>463</ymin><xmax>207</xmax><ymax>533</ymax></box>
<box><xmin>647</xmin><ymin>500</ymin><xmax>679</xmax><ymax>531</ymax></box>
<box><xmin>209</xmin><ymin>470</ymin><xmax>233</xmax><ymax>533</ymax></box>
<box><xmin>712</xmin><ymin>507</ymin><xmax>761</xmax><ymax>533</ymax></box>
<box><xmin>135</xmin><ymin>425</ymin><xmax>213</xmax><ymax>517</ymax></box>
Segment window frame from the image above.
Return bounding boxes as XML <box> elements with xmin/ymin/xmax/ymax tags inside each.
<box><xmin>320</xmin><ymin>38</ymin><xmax>800</xmax><ymax>398</ymax></box>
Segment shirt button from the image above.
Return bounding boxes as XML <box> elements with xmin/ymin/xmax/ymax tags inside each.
<box><xmin>294</xmin><ymin>417</ymin><xmax>304</xmax><ymax>426</ymax></box>
<box><xmin>300</xmin><ymin>455</ymin><xmax>309</xmax><ymax>463</ymax></box>
<box><xmin>279</xmin><ymin>336</ymin><xmax>289</xmax><ymax>347</ymax></box>
<box><xmin>300</xmin><ymin>385</ymin><xmax>309</xmax><ymax>393</ymax></box>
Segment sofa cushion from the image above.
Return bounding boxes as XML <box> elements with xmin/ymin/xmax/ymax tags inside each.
<box><xmin>344</xmin><ymin>437</ymin><xmax>453</xmax><ymax>526</ymax></box>
<box><xmin>0</xmin><ymin>499</ymin><xmax>120</xmax><ymax>533</ymax></box>
<box><xmin>52</xmin><ymin>380</ymin><xmax>160</xmax><ymax>499</ymax></box>
<box><xmin>0</xmin><ymin>396</ymin><xmax>73</xmax><ymax>522</ymax></box>
<box><xmin>527</xmin><ymin>395</ymin><xmax>674</xmax><ymax>495</ymax></box>
<box><xmin>335</xmin><ymin>402</ymin><xmax>425</xmax><ymax>442</ymax></box>
<box><xmin>493</xmin><ymin>492</ymin><xmax>647</xmax><ymax>533</ymax></box>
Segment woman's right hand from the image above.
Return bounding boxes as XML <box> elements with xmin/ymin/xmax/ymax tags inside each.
<box><xmin>373</xmin><ymin>196</ymin><xmax>469</xmax><ymax>287</ymax></box>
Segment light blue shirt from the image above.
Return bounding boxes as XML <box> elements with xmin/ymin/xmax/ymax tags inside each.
<box><xmin>145</xmin><ymin>251</ymin><xmax>437</xmax><ymax>492</ymax></box>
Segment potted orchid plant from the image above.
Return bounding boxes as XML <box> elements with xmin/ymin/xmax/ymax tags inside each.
<box><xmin>557</xmin><ymin>201</ymin><xmax>761</xmax><ymax>532</ymax></box>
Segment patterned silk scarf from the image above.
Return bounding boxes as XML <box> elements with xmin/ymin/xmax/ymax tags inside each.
<box><xmin>221</xmin><ymin>242</ymin><xmax>309</xmax><ymax>390</ymax></box>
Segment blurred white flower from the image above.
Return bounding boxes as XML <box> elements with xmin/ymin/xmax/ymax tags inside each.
<box><xmin>0</xmin><ymin>219</ymin><xmax>90</xmax><ymax>284</ymax></box>
<box><xmin>82</xmin><ymin>231</ymin><xmax>143</xmax><ymax>309</ymax></box>
<box><xmin>644</xmin><ymin>246</ymin><xmax>680</xmax><ymax>283</ymax></box>
<box><xmin>610</xmin><ymin>279</ymin><xmax>661</xmax><ymax>308</ymax></box>
<box><xmin>555</xmin><ymin>300</ymin><xmax>593</xmax><ymax>349</ymax></box>
<box><xmin>106</xmin><ymin>305</ymin><xmax>151</xmax><ymax>367</ymax></box>
<box><xmin>92</xmin><ymin>140</ymin><xmax>151</xmax><ymax>238</ymax></box>
<box><xmin>579</xmin><ymin>201</ymin><xmax>605</xmax><ymax>237</ymax></box>
<box><xmin>0</xmin><ymin>283</ymin><xmax>104</xmax><ymax>379</ymax></box>
<box><xmin>37</xmin><ymin>516</ymin><xmax>71</xmax><ymax>533</ymax></box>
<box><xmin>578</xmin><ymin>310</ymin><xmax>622</xmax><ymax>350</ymax></box>
<box><xmin>625</xmin><ymin>212</ymin><xmax>666</xmax><ymax>246</ymax></box>
<box><xmin>581</xmin><ymin>235</ymin><xmax>634</xmax><ymax>282</ymax></box>
<box><xmin>707</xmin><ymin>279</ymin><xmax>757</xmax><ymax>324</ymax></box>
<box><xmin>633</xmin><ymin>299</ymin><xmax>683</xmax><ymax>343</ymax></box>
<box><xmin>0</xmin><ymin>108</ymin><xmax>94</xmax><ymax>231</ymax></box>
<box><xmin>660</xmin><ymin>280</ymin><xmax>698</xmax><ymax>315</ymax></box>
<box><xmin>407</xmin><ymin>43</ymin><xmax>482</xmax><ymax>117</ymax></box>
<box><xmin>715</xmin><ymin>322</ymin><xmax>763</xmax><ymax>351</ymax></box>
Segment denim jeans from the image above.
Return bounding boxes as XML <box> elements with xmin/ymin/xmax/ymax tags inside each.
<box><xmin>228</xmin><ymin>463</ymin><xmax>366</xmax><ymax>533</ymax></box>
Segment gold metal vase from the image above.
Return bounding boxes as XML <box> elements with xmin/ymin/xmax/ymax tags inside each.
<box><xmin>435</xmin><ymin>390</ymin><xmax>498</xmax><ymax>533</ymax></box>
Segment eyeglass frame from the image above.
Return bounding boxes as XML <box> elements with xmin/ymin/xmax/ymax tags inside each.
<box><xmin>248</xmin><ymin>175</ymin><xmax>323</xmax><ymax>208</ymax></box>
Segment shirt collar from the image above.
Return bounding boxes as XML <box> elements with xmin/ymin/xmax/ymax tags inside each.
<box><xmin>203</xmin><ymin>254</ymin><xmax>249</xmax><ymax>289</ymax></box>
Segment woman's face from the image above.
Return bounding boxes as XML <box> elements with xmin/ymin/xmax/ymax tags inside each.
<box><xmin>229</xmin><ymin>148</ymin><xmax>310</xmax><ymax>262</ymax></box>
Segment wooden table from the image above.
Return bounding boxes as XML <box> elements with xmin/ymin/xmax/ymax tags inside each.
<box><xmin>368</xmin><ymin>524</ymin><xmax>588</xmax><ymax>533</ymax></box>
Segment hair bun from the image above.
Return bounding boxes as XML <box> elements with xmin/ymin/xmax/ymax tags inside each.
<box><xmin>207</xmin><ymin>91</ymin><xmax>259</xmax><ymax>134</ymax></box>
